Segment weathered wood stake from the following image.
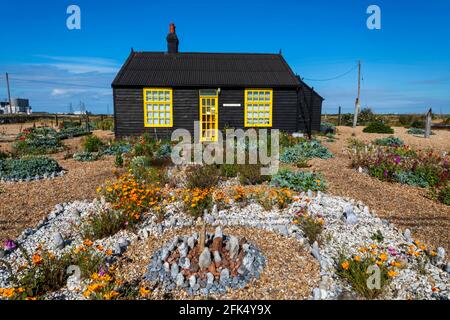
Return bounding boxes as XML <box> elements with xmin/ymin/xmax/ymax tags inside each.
<box><xmin>425</xmin><ymin>108</ymin><xmax>432</xmax><ymax>138</ymax></box>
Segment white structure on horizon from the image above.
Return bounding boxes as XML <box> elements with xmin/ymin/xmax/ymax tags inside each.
<box><xmin>0</xmin><ymin>98</ymin><xmax>32</xmax><ymax>115</ymax></box>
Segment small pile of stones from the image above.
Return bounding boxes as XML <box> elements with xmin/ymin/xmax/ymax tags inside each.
<box><xmin>145</xmin><ymin>226</ymin><xmax>266</xmax><ymax>295</ymax></box>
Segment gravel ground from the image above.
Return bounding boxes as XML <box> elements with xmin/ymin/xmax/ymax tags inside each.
<box><xmin>118</xmin><ymin>226</ymin><xmax>320</xmax><ymax>300</ymax></box>
<box><xmin>310</xmin><ymin>126</ymin><xmax>450</xmax><ymax>253</ymax></box>
<box><xmin>0</xmin><ymin>130</ymin><xmax>116</xmax><ymax>243</ymax></box>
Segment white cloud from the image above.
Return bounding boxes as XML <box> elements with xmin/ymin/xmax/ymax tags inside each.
<box><xmin>51</xmin><ymin>88</ymin><xmax>86</xmax><ymax>96</ymax></box>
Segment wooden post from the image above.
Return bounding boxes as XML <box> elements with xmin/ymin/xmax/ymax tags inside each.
<box><xmin>352</xmin><ymin>61</ymin><xmax>361</xmax><ymax>128</ymax></box>
<box><xmin>198</xmin><ymin>220</ymin><xmax>206</xmax><ymax>254</ymax></box>
<box><xmin>5</xmin><ymin>73</ymin><xmax>12</xmax><ymax>114</ymax></box>
<box><xmin>338</xmin><ymin>106</ymin><xmax>342</xmax><ymax>126</ymax></box>
<box><xmin>425</xmin><ymin>108</ymin><xmax>432</xmax><ymax>138</ymax></box>
<box><xmin>55</xmin><ymin>114</ymin><xmax>58</xmax><ymax>127</ymax></box>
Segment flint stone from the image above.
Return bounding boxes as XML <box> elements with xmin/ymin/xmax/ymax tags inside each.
<box><xmin>403</xmin><ymin>229</ymin><xmax>413</xmax><ymax>242</ymax></box>
<box><xmin>311</xmin><ymin>241</ymin><xmax>321</xmax><ymax>261</ymax></box>
<box><xmin>199</xmin><ymin>248</ymin><xmax>212</xmax><ymax>269</ymax></box>
<box><xmin>214</xmin><ymin>226</ymin><xmax>223</xmax><ymax>239</ymax></box>
<box><xmin>213</xmin><ymin>250</ymin><xmax>222</xmax><ymax>264</ymax></box>
<box><xmin>189</xmin><ymin>275</ymin><xmax>196</xmax><ymax>288</ymax></box>
<box><xmin>206</xmin><ymin>272</ymin><xmax>215</xmax><ymax>285</ymax></box>
<box><xmin>52</xmin><ymin>232</ymin><xmax>65</xmax><ymax>250</ymax></box>
<box><xmin>187</xmin><ymin>237</ymin><xmax>195</xmax><ymax>249</ymax></box>
<box><xmin>180</xmin><ymin>257</ymin><xmax>191</xmax><ymax>269</ymax></box>
<box><xmin>178</xmin><ymin>242</ymin><xmax>188</xmax><ymax>258</ymax></box>
<box><xmin>170</xmin><ymin>263</ymin><xmax>179</xmax><ymax>279</ymax></box>
<box><xmin>220</xmin><ymin>268</ymin><xmax>230</xmax><ymax>284</ymax></box>
<box><xmin>176</xmin><ymin>273</ymin><xmax>184</xmax><ymax>287</ymax></box>
<box><xmin>229</xmin><ymin>236</ymin><xmax>239</xmax><ymax>260</ymax></box>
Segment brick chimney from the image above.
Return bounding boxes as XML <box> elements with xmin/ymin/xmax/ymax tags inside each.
<box><xmin>166</xmin><ymin>23</ymin><xmax>179</xmax><ymax>54</ymax></box>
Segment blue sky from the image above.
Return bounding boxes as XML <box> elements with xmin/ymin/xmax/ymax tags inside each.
<box><xmin>0</xmin><ymin>0</ymin><xmax>449</xmax><ymax>114</ymax></box>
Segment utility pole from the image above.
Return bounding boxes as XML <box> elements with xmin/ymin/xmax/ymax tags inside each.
<box><xmin>352</xmin><ymin>61</ymin><xmax>361</xmax><ymax>128</ymax></box>
<box><xmin>5</xmin><ymin>73</ymin><xmax>12</xmax><ymax>114</ymax></box>
<box><xmin>338</xmin><ymin>106</ymin><xmax>342</xmax><ymax>126</ymax></box>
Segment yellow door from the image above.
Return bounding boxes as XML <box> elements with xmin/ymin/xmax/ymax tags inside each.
<box><xmin>199</xmin><ymin>92</ymin><xmax>218</xmax><ymax>142</ymax></box>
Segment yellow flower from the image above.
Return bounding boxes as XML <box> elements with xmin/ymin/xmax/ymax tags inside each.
<box><xmin>358</xmin><ymin>247</ymin><xmax>368</xmax><ymax>253</ymax></box>
<box><xmin>387</xmin><ymin>269</ymin><xmax>398</xmax><ymax>277</ymax></box>
<box><xmin>25</xmin><ymin>296</ymin><xmax>37</xmax><ymax>300</ymax></box>
<box><xmin>341</xmin><ymin>261</ymin><xmax>350</xmax><ymax>270</ymax></box>
<box><xmin>353</xmin><ymin>255</ymin><xmax>361</xmax><ymax>262</ymax></box>
<box><xmin>139</xmin><ymin>287</ymin><xmax>151</xmax><ymax>297</ymax></box>
<box><xmin>96</xmin><ymin>187</ymin><xmax>102</xmax><ymax>193</ymax></box>
<box><xmin>379</xmin><ymin>253</ymin><xmax>388</xmax><ymax>262</ymax></box>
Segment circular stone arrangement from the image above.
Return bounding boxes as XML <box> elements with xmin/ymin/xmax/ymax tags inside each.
<box><xmin>145</xmin><ymin>226</ymin><xmax>266</xmax><ymax>295</ymax></box>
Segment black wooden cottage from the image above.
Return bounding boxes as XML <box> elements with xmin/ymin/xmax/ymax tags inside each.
<box><xmin>112</xmin><ymin>24</ymin><xmax>323</xmax><ymax>141</ymax></box>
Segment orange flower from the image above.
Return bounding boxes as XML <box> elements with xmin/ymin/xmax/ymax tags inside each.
<box><xmin>32</xmin><ymin>253</ymin><xmax>43</xmax><ymax>265</ymax></box>
<box><xmin>353</xmin><ymin>255</ymin><xmax>361</xmax><ymax>262</ymax></box>
<box><xmin>341</xmin><ymin>261</ymin><xmax>350</xmax><ymax>270</ymax></box>
<box><xmin>96</xmin><ymin>244</ymin><xmax>104</xmax><ymax>251</ymax></box>
<box><xmin>103</xmin><ymin>291</ymin><xmax>119</xmax><ymax>300</ymax></box>
<box><xmin>139</xmin><ymin>287</ymin><xmax>151</xmax><ymax>297</ymax></box>
<box><xmin>83</xmin><ymin>239</ymin><xmax>93</xmax><ymax>247</ymax></box>
<box><xmin>106</xmin><ymin>249</ymin><xmax>113</xmax><ymax>256</ymax></box>
<box><xmin>387</xmin><ymin>269</ymin><xmax>398</xmax><ymax>277</ymax></box>
<box><xmin>379</xmin><ymin>253</ymin><xmax>388</xmax><ymax>262</ymax></box>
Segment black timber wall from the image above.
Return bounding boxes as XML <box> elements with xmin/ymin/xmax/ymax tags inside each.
<box><xmin>113</xmin><ymin>87</ymin><xmax>320</xmax><ymax>138</ymax></box>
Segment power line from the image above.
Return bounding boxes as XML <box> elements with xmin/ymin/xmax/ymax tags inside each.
<box><xmin>7</xmin><ymin>76</ymin><xmax>109</xmax><ymax>89</ymax></box>
<box><xmin>302</xmin><ymin>64</ymin><xmax>358</xmax><ymax>82</ymax></box>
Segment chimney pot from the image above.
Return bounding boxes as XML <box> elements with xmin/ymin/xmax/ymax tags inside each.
<box><xmin>166</xmin><ymin>23</ymin><xmax>179</xmax><ymax>53</ymax></box>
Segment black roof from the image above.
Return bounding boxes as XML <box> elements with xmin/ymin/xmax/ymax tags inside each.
<box><xmin>112</xmin><ymin>52</ymin><xmax>302</xmax><ymax>88</ymax></box>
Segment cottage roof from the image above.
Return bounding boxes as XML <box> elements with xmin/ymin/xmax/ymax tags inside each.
<box><xmin>112</xmin><ymin>52</ymin><xmax>301</xmax><ymax>88</ymax></box>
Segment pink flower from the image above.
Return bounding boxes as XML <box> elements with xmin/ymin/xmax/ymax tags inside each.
<box><xmin>3</xmin><ymin>239</ymin><xmax>16</xmax><ymax>251</ymax></box>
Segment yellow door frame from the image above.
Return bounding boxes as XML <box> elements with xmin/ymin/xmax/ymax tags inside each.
<box><xmin>199</xmin><ymin>92</ymin><xmax>219</xmax><ymax>142</ymax></box>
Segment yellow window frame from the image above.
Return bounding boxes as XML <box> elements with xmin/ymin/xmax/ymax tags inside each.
<box><xmin>143</xmin><ymin>88</ymin><xmax>173</xmax><ymax>128</ymax></box>
<box><xmin>244</xmin><ymin>89</ymin><xmax>273</xmax><ymax>127</ymax></box>
<box><xmin>199</xmin><ymin>93</ymin><xmax>219</xmax><ymax>142</ymax></box>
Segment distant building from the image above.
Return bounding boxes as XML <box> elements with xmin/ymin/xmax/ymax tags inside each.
<box><xmin>0</xmin><ymin>98</ymin><xmax>32</xmax><ymax>115</ymax></box>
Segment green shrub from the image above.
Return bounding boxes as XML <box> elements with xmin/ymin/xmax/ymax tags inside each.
<box><xmin>102</xmin><ymin>140</ymin><xmax>132</xmax><ymax>156</ymax></box>
<box><xmin>129</xmin><ymin>156</ymin><xmax>167</xmax><ymax>184</ymax></box>
<box><xmin>13</xmin><ymin>127</ymin><xmax>62</xmax><ymax>155</ymax></box>
<box><xmin>293</xmin><ymin>208</ymin><xmax>323</xmax><ymax>244</ymax></box>
<box><xmin>12</xmin><ymin>245</ymin><xmax>103</xmax><ymax>297</ymax></box>
<box><xmin>271</xmin><ymin>168</ymin><xmax>326</xmax><ymax>191</ymax></box>
<box><xmin>410</xmin><ymin>119</ymin><xmax>425</xmax><ymax>128</ymax></box>
<box><xmin>115</xmin><ymin>153</ymin><xmax>124</xmax><ymax>167</ymax></box>
<box><xmin>280</xmin><ymin>140</ymin><xmax>333</xmax><ymax>163</ymax></box>
<box><xmin>438</xmin><ymin>185</ymin><xmax>450</xmax><ymax>205</ymax></box>
<box><xmin>82</xmin><ymin>135</ymin><xmax>105</xmax><ymax>153</ymax></box>
<box><xmin>358</xmin><ymin>108</ymin><xmax>377</xmax><ymax>125</ymax></box>
<box><xmin>0</xmin><ymin>150</ymin><xmax>9</xmax><ymax>160</ymax></box>
<box><xmin>398</xmin><ymin>114</ymin><xmax>415</xmax><ymax>126</ymax></box>
<box><xmin>95</xmin><ymin>119</ymin><xmax>114</xmax><ymax>131</ymax></box>
<box><xmin>279</xmin><ymin>132</ymin><xmax>306</xmax><ymax>148</ymax></box>
<box><xmin>0</xmin><ymin>156</ymin><xmax>63</xmax><ymax>181</ymax></box>
<box><xmin>81</xmin><ymin>208</ymin><xmax>134</xmax><ymax>240</ymax></box>
<box><xmin>73</xmin><ymin>151</ymin><xmax>102</xmax><ymax>162</ymax></box>
<box><xmin>394</xmin><ymin>171</ymin><xmax>428</xmax><ymax>188</ymax></box>
<box><xmin>362</xmin><ymin>122</ymin><xmax>394</xmax><ymax>134</ymax></box>
<box><xmin>185</xmin><ymin>165</ymin><xmax>220</xmax><ymax>189</ymax></box>
<box><xmin>320</xmin><ymin>122</ymin><xmax>336</xmax><ymax>134</ymax></box>
<box><xmin>156</xmin><ymin>143</ymin><xmax>172</xmax><ymax>159</ymax></box>
<box><xmin>373</xmin><ymin>136</ymin><xmax>404</xmax><ymax>147</ymax></box>
<box><xmin>238</xmin><ymin>164</ymin><xmax>269</xmax><ymax>185</ymax></box>
<box><xmin>406</xmin><ymin>127</ymin><xmax>434</xmax><ymax>135</ymax></box>
<box><xmin>220</xmin><ymin>163</ymin><xmax>240</xmax><ymax>178</ymax></box>
<box><xmin>336</xmin><ymin>253</ymin><xmax>392</xmax><ymax>299</ymax></box>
